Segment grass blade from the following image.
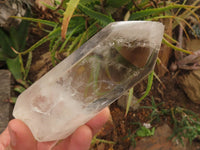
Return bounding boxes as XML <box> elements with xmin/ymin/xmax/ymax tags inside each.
<box><xmin>24</xmin><ymin>52</ymin><xmax>32</xmax><ymax>80</ymax></box>
<box><xmin>76</xmin><ymin>21</ymin><xmax>99</xmax><ymax>48</ymax></box>
<box><xmin>67</xmin><ymin>33</ymin><xmax>82</xmax><ymax>54</ymax></box>
<box><xmin>125</xmin><ymin>87</ymin><xmax>134</xmax><ymax>117</ymax></box>
<box><xmin>162</xmin><ymin>38</ymin><xmax>193</xmax><ymax>54</ymax></box>
<box><xmin>59</xmin><ymin>24</ymin><xmax>84</xmax><ymax>52</ymax></box>
<box><xmin>11</xmin><ymin>16</ymin><xmax>57</xmax><ymax>27</ymax></box>
<box><xmin>79</xmin><ymin>3</ymin><xmax>114</xmax><ymax>26</ymax></box>
<box><xmin>20</xmin><ymin>27</ymin><xmax>61</xmax><ymax>55</ymax></box>
<box><xmin>136</xmin><ymin>71</ymin><xmax>154</xmax><ymax>104</ymax></box>
<box><xmin>129</xmin><ymin>4</ymin><xmax>199</xmax><ymax>20</ymax></box>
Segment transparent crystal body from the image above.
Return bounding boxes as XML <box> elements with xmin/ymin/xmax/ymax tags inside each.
<box><xmin>13</xmin><ymin>21</ymin><xmax>164</xmax><ymax>142</ymax></box>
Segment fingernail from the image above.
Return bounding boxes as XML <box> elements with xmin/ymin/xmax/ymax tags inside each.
<box><xmin>8</xmin><ymin>127</ymin><xmax>17</xmax><ymax>147</ymax></box>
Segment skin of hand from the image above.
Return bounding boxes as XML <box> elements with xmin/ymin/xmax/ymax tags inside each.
<box><xmin>0</xmin><ymin>107</ymin><xmax>110</xmax><ymax>150</ymax></box>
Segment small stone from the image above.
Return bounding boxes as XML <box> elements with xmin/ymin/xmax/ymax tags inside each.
<box><xmin>13</xmin><ymin>21</ymin><xmax>164</xmax><ymax>142</ymax></box>
<box><xmin>0</xmin><ymin>70</ymin><xmax>11</xmax><ymax>133</ymax></box>
<box><xmin>178</xmin><ymin>70</ymin><xmax>200</xmax><ymax>104</ymax></box>
<box><xmin>178</xmin><ymin>39</ymin><xmax>200</xmax><ymax>104</ymax></box>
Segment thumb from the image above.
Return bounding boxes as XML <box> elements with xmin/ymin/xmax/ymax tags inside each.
<box><xmin>8</xmin><ymin>119</ymin><xmax>37</xmax><ymax>150</ymax></box>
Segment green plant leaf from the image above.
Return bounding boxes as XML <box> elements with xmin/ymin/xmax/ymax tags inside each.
<box><xmin>16</xmin><ymin>79</ymin><xmax>29</xmax><ymax>88</ymax></box>
<box><xmin>129</xmin><ymin>4</ymin><xmax>197</xmax><ymax>20</ymax></box>
<box><xmin>68</xmin><ymin>16</ymin><xmax>85</xmax><ymax>29</ymax></box>
<box><xmin>136</xmin><ymin>126</ymin><xmax>155</xmax><ymax>137</ymax></box>
<box><xmin>14</xmin><ymin>85</ymin><xmax>26</xmax><ymax>93</ymax></box>
<box><xmin>173</xmin><ymin>0</ymin><xmax>200</xmax><ymax>29</ymax></box>
<box><xmin>80</xmin><ymin>0</ymin><xmax>99</xmax><ymax>5</ymax></box>
<box><xmin>59</xmin><ymin>23</ymin><xmax>84</xmax><ymax>52</ymax></box>
<box><xmin>0</xmin><ymin>49</ymin><xmax>9</xmax><ymax>61</ymax></box>
<box><xmin>76</xmin><ymin>21</ymin><xmax>99</xmax><ymax>48</ymax></box>
<box><xmin>20</xmin><ymin>27</ymin><xmax>61</xmax><ymax>55</ymax></box>
<box><xmin>125</xmin><ymin>87</ymin><xmax>134</xmax><ymax>117</ymax></box>
<box><xmin>10</xmin><ymin>97</ymin><xmax>17</xmax><ymax>104</ymax></box>
<box><xmin>24</xmin><ymin>52</ymin><xmax>32</xmax><ymax>80</ymax></box>
<box><xmin>162</xmin><ymin>38</ymin><xmax>193</xmax><ymax>54</ymax></box>
<box><xmin>0</xmin><ymin>29</ymin><xmax>16</xmax><ymax>58</ymax></box>
<box><xmin>137</xmin><ymin>71</ymin><xmax>154</xmax><ymax>104</ymax></box>
<box><xmin>91</xmin><ymin>135</ymin><xmax>115</xmax><ymax>145</ymax></box>
<box><xmin>106</xmin><ymin>0</ymin><xmax>131</xmax><ymax>8</ymax></box>
<box><xmin>9</xmin><ymin>28</ymin><xmax>19</xmax><ymax>50</ymax></box>
<box><xmin>67</xmin><ymin>33</ymin><xmax>82</xmax><ymax>53</ymax></box>
<box><xmin>130</xmin><ymin>7</ymin><xmax>170</xmax><ymax>20</ymax></box>
<box><xmin>16</xmin><ymin>19</ymin><xmax>30</xmax><ymax>51</ymax></box>
<box><xmin>79</xmin><ymin>3</ymin><xmax>114</xmax><ymax>26</ymax></box>
<box><xmin>9</xmin><ymin>19</ymin><xmax>30</xmax><ymax>51</ymax></box>
<box><xmin>6</xmin><ymin>56</ymin><xmax>22</xmax><ymax>80</ymax></box>
<box><xmin>61</xmin><ymin>0</ymin><xmax>80</xmax><ymax>39</ymax></box>
<box><xmin>11</xmin><ymin>16</ymin><xmax>57</xmax><ymax>27</ymax></box>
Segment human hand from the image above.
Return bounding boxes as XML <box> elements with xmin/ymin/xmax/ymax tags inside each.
<box><xmin>0</xmin><ymin>107</ymin><xmax>110</xmax><ymax>150</ymax></box>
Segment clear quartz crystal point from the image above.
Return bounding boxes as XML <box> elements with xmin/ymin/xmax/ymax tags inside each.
<box><xmin>13</xmin><ymin>21</ymin><xmax>164</xmax><ymax>142</ymax></box>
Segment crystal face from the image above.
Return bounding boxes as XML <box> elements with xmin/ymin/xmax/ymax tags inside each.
<box><xmin>13</xmin><ymin>21</ymin><xmax>164</xmax><ymax>142</ymax></box>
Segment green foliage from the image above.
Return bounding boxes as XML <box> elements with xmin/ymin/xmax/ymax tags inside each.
<box><xmin>162</xmin><ymin>38</ymin><xmax>193</xmax><ymax>55</ymax></box>
<box><xmin>140</xmin><ymin>97</ymin><xmax>167</xmax><ymax>123</ymax></box>
<box><xmin>9</xmin><ymin>97</ymin><xmax>17</xmax><ymax>104</ymax></box>
<box><xmin>14</xmin><ymin>85</ymin><xmax>26</xmax><ymax>93</ymax></box>
<box><xmin>13</xmin><ymin>0</ymin><xmax>115</xmax><ymax>67</ymax></box>
<box><xmin>21</xmin><ymin>26</ymin><xmax>62</xmax><ymax>55</ymax></box>
<box><xmin>78</xmin><ymin>3</ymin><xmax>114</xmax><ymax>26</ymax></box>
<box><xmin>130</xmin><ymin>6</ymin><xmax>173</xmax><ymax>20</ymax></box>
<box><xmin>137</xmin><ymin>71</ymin><xmax>154</xmax><ymax>104</ymax></box>
<box><xmin>12</xmin><ymin>0</ymin><xmax>199</xmax><ymax>70</ymax></box>
<box><xmin>136</xmin><ymin>126</ymin><xmax>155</xmax><ymax>137</ymax></box>
<box><xmin>125</xmin><ymin>122</ymin><xmax>155</xmax><ymax>147</ymax></box>
<box><xmin>0</xmin><ymin>29</ymin><xmax>16</xmax><ymax>60</ymax></box>
<box><xmin>170</xmin><ymin>107</ymin><xmax>200</xmax><ymax>145</ymax></box>
<box><xmin>141</xmin><ymin>98</ymin><xmax>200</xmax><ymax>145</ymax></box>
<box><xmin>125</xmin><ymin>87</ymin><xmax>134</xmax><ymax>117</ymax></box>
<box><xmin>11</xmin><ymin>16</ymin><xmax>57</xmax><ymax>27</ymax></box>
<box><xmin>106</xmin><ymin>0</ymin><xmax>131</xmax><ymax>8</ymax></box>
<box><xmin>2</xmin><ymin>0</ymin><xmax>199</xmax><ymax>106</ymax></box>
<box><xmin>129</xmin><ymin>4</ymin><xmax>198</xmax><ymax>20</ymax></box>
<box><xmin>80</xmin><ymin>0</ymin><xmax>99</xmax><ymax>5</ymax></box>
<box><xmin>0</xmin><ymin>18</ymin><xmax>30</xmax><ymax>80</ymax></box>
<box><xmin>61</xmin><ymin>0</ymin><xmax>80</xmax><ymax>39</ymax></box>
<box><xmin>6</xmin><ymin>56</ymin><xmax>22</xmax><ymax>80</ymax></box>
<box><xmin>124</xmin><ymin>71</ymin><xmax>154</xmax><ymax>117</ymax></box>
<box><xmin>121</xmin><ymin>0</ymin><xmax>200</xmax><ymax>116</ymax></box>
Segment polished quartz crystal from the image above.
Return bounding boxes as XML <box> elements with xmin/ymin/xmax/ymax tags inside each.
<box><xmin>13</xmin><ymin>21</ymin><xmax>164</xmax><ymax>142</ymax></box>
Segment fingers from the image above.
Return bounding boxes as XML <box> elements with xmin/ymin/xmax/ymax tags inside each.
<box><xmin>0</xmin><ymin>128</ymin><xmax>10</xmax><ymax>149</ymax></box>
<box><xmin>68</xmin><ymin>125</ymin><xmax>92</xmax><ymax>150</ymax></box>
<box><xmin>53</xmin><ymin>107</ymin><xmax>110</xmax><ymax>150</ymax></box>
<box><xmin>86</xmin><ymin>107</ymin><xmax>110</xmax><ymax>135</ymax></box>
<box><xmin>8</xmin><ymin>119</ymin><xmax>37</xmax><ymax>150</ymax></box>
<box><xmin>6</xmin><ymin>107</ymin><xmax>110</xmax><ymax>150</ymax></box>
<box><xmin>53</xmin><ymin>125</ymin><xmax>92</xmax><ymax>150</ymax></box>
